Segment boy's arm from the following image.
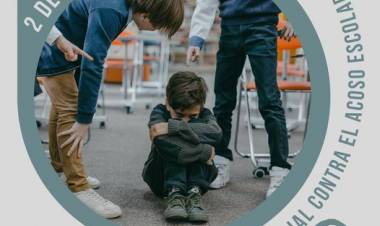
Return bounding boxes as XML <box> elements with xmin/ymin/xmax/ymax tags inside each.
<box><xmin>148</xmin><ymin>106</ymin><xmax>222</xmax><ymax>145</ymax></box>
<box><xmin>188</xmin><ymin>0</ymin><xmax>219</xmax><ymax>50</ymax></box>
<box><xmin>47</xmin><ymin>26</ymin><xmax>93</xmax><ymax>62</ymax></box>
<box><xmin>148</xmin><ymin>106</ymin><xmax>214</xmax><ymax>164</ymax></box>
<box><xmin>168</xmin><ymin>109</ymin><xmax>222</xmax><ymax>145</ymax></box>
<box><xmin>154</xmin><ymin>135</ymin><xmax>213</xmax><ymax>165</ymax></box>
<box><xmin>148</xmin><ymin>105</ymin><xmax>169</xmax><ymax>127</ymax></box>
<box><xmin>76</xmin><ymin>8</ymin><xmax>125</xmax><ymax>124</ymax></box>
<box><xmin>148</xmin><ymin>105</ymin><xmax>199</xmax><ymax>144</ymax></box>
<box><xmin>168</xmin><ymin>119</ymin><xmax>201</xmax><ymax>144</ymax></box>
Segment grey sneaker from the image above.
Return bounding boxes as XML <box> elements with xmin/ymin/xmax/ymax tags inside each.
<box><xmin>209</xmin><ymin>156</ymin><xmax>231</xmax><ymax>189</ymax></box>
<box><xmin>60</xmin><ymin>173</ymin><xmax>100</xmax><ymax>189</ymax></box>
<box><xmin>266</xmin><ymin>166</ymin><xmax>290</xmax><ymax>198</ymax></box>
<box><xmin>75</xmin><ymin>189</ymin><xmax>122</xmax><ymax>219</ymax></box>
<box><xmin>186</xmin><ymin>186</ymin><xmax>208</xmax><ymax>222</ymax></box>
<box><xmin>164</xmin><ymin>189</ymin><xmax>188</xmax><ymax>221</ymax></box>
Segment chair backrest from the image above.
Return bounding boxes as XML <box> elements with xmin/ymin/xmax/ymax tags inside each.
<box><xmin>112</xmin><ymin>30</ymin><xmax>135</xmax><ymax>46</ymax></box>
<box><xmin>277</xmin><ymin>37</ymin><xmax>302</xmax><ymax>51</ymax></box>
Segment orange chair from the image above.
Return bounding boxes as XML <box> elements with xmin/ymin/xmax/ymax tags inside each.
<box><xmin>233</xmin><ymin>67</ymin><xmax>311</xmax><ymax>177</ymax></box>
<box><xmin>233</xmin><ymin>30</ymin><xmax>311</xmax><ymax>176</ymax></box>
<box><xmin>245</xmin><ymin>80</ymin><xmax>311</xmax><ymax>92</ymax></box>
<box><xmin>104</xmin><ymin>31</ymin><xmax>135</xmax><ymax>83</ymax></box>
<box><xmin>277</xmin><ymin>36</ymin><xmax>306</xmax><ymax>78</ymax></box>
<box><xmin>277</xmin><ymin>19</ymin><xmax>305</xmax><ymax>78</ymax></box>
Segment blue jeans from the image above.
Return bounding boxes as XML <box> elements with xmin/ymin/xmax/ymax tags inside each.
<box><xmin>213</xmin><ymin>23</ymin><xmax>291</xmax><ymax>169</ymax></box>
<box><xmin>163</xmin><ymin>159</ymin><xmax>216</xmax><ymax>195</ymax></box>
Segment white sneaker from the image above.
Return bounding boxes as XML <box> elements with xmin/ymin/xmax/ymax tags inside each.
<box><xmin>266</xmin><ymin>166</ymin><xmax>290</xmax><ymax>198</ymax></box>
<box><xmin>60</xmin><ymin>174</ymin><xmax>101</xmax><ymax>189</ymax></box>
<box><xmin>75</xmin><ymin>189</ymin><xmax>122</xmax><ymax>219</ymax></box>
<box><xmin>209</xmin><ymin>156</ymin><xmax>231</xmax><ymax>189</ymax></box>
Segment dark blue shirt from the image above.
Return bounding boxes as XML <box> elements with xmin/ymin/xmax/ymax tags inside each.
<box><xmin>189</xmin><ymin>0</ymin><xmax>281</xmax><ymax>49</ymax></box>
<box><xmin>219</xmin><ymin>0</ymin><xmax>280</xmax><ymax>25</ymax></box>
<box><xmin>37</xmin><ymin>0</ymin><xmax>131</xmax><ymax>124</ymax></box>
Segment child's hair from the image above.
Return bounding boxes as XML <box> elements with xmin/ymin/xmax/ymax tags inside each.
<box><xmin>166</xmin><ymin>71</ymin><xmax>208</xmax><ymax>111</ymax></box>
<box><xmin>128</xmin><ymin>0</ymin><xmax>184</xmax><ymax>37</ymax></box>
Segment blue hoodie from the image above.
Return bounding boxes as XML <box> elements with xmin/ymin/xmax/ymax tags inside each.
<box><xmin>37</xmin><ymin>0</ymin><xmax>131</xmax><ymax>124</ymax></box>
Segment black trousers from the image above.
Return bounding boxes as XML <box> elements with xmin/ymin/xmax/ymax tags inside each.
<box><xmin>213</xmin><ymin>22</ymin><xmax>291</xmax><ymax>169</ymax></box>
<box><xmin>143</xmin><ymin>150</ymin><xmax>217</xmax><ymax>198</ymax></box>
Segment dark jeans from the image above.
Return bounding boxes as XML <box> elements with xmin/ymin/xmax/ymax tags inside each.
<box><xmin>143</xmin><ymin>149</ymin><xmax>217</xmax><ymax>198</ymax></box>
<box><xmin>213</xmin><ymin>23</ymin><xmax>291</xmax><ymax>169</ymax></box>
<box><xmin>163</xmin><ymin>159</ymin><xmax>216</xmax><ymax>195</ymax></box>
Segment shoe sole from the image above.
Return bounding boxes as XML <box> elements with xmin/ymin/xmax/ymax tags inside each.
<box><xmin>101</xmin><ymin>211</ymin><xmax>122</xmax><ymax>219</ymax></box>
<box><xmin>188</xmin><ymin>214</ymin><xmax>209</xmax><ymax>222</ymax></box>
<box><xmin>164</xmin><ymin>211</ymin><xmax>188</xmax><ymax>221</ymax></box>
<box><xmin>209</xmin><ymin>182</ymin><xmax>227</xmax><ymax>189</ymax></box>
<box><xmin>91</xmin><ymin>184</ymin><xmax>100</xmax><ymax>189</ymax></box>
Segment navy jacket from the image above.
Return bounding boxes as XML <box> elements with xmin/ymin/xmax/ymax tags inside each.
<box><xmin>219</xmin><ymin>0</ymin><xmax>280</xmax><ymax>25</ymax></box>
<box><xmin>37</xmin><ymin>0</ymin><xmax>131</xmax><ymax>124</ymax></box>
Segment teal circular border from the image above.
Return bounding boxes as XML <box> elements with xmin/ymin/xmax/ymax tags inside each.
<box><xmin>17</xmin><ymin>0</ymin><xmax>329</xmax><ymax>225</ymax></box>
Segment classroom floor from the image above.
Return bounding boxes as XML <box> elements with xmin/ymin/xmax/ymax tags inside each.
<box><xmin>36</xmin><ymin>68</ymin><xmax>305</xmax><ymax>226</ymax></box>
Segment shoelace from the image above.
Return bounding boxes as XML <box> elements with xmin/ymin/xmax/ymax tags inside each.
<box><xmin>188</xmin><ymin>192</ymin><xmax>203</xmax><ymax>209</ymax></box>
<box><xmin>168</xmin><ymin>194</ymin><xmax>185</xmax><ymax>208</ymax></box>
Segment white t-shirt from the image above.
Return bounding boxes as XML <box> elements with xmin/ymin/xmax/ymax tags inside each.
<box><xmin>46</xmin><ymin>25</ymin><xmax>62</xmax><ymax>46</ymax></box>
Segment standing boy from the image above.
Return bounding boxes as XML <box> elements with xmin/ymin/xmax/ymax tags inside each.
<box><xmin>187</xmin><ymin>0</ymin><xmax>295</xmax><ymax>197</ymax></box>
<box><xmin>143</xmin><ymin>72</ymin><xmax>222</xmax><ymax>222</ymax></box>
<box><xmin>37</xmin><ymin>0</ymin><xmax>184</xmax><ymax>218</ymax></box>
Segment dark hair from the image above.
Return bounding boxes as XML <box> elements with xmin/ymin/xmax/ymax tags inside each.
<box><xmin>166</xmin><ymin>71</ymin><xmax>208</xmax><ymax>111</ymax></box>
<box><xmin>128</xmin><ymin>0</ymin><xmax>184</xmax><ymax>37</ymax></box>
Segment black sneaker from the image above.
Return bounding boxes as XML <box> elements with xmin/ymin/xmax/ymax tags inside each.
<box><xmin>164</xmin><ymin>188</ymin><xmax>188</xmax><ymax>221</ymax></box>
<box><xmin>186</xmin><ymin>186</ymin><xmax>208</xmax><ymax>222</ymax></box>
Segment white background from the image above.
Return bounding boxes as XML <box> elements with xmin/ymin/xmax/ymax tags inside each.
<box><xmin>267</xmin><ymin>0</ymin><xmax>380</xmax><ymax>225</ymax></box>
<box><xmin>0</xmin><ymin>0</ymin><xmax>379</xmax><ymax>225</ymax></box>
<box><xmin>1</xmin><ymin>0</ymin><xmax>82</xmax><ymax>225</ymax></box>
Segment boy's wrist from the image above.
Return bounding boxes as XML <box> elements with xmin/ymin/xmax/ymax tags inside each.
<box><xmin>76</xmin><ymin>112</ymin><xmax>94</xmax><ymax>124</ymax></box>
<box><xmin>46</xmin><ymin>26</ymin><xmax>63</xmax><ymax>46</ymax></box>
<box><xmin>189</xmin><ymin>36</ymin><xmax>205</xmax><ymax>50</ymax></box>
<box><xmin>198</xmin><ymin>144</ymin><xmax>212</xmax><ymax>163</ymax></box>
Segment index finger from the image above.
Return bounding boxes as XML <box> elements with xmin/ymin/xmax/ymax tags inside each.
<box><xmin>58</xmin><ymin>129</ymin><xmax>73</xmax><ymax>137</ymax></box>
<box><xmin>75</xmin><ymin>47</ymin><xmax>94</xmax><ymax>61</ymax></box>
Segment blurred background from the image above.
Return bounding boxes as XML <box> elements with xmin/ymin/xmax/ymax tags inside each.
<box><xmin>34</xmin><ymin>1</ymin><xmax>311</xmax><ymax>225</ymax></box>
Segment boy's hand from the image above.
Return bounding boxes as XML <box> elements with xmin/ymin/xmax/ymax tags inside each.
<box><xmin>279</xmin><ymin>21</ymin><xmax>296</xmax><ymax>41</ymax></box>
<box><xmin>56</xmin><ymin>36</ymin><xmax>94</xmax><ymax>62</ymax></box>
<box><xmin>207</xmin><ymin>146</ymin><xmax>216</xmax><ymax>165</ymax></box>
<box><xmin>149</xmin><ymin>123</ymin><xmax>169</xmax><ymax>141</ymax></box>
<box><xmin>186</xmin><ymin>46</ymin><xmax>200</xmax><ymax>64</ymax></box>
<box><xmin>58</xmin><ymin>122</ymin><xmax>90</xmax><ymax>158</ymax></box>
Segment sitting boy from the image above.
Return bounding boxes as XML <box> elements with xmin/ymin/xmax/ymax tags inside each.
<box><xmin>143</xmin><ymin>72</ymin><xmax>222</xmax><ymax>222</ymax></box>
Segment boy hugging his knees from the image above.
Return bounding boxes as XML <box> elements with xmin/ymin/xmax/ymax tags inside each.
<box><xmin>142</xmin><ymin>71</ymin><xmax>222</xmax><ymax>222</ymax></box>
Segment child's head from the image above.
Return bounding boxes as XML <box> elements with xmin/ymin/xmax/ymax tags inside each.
<box><xmin>165</xmin><ymin>71</ymin><xmax>208</xmax><ymax>122</ymax></box>
<box><xmin>128</xmin><ymin>0</ymin><xmax>184</xmax><ymax>37</ymax></box>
